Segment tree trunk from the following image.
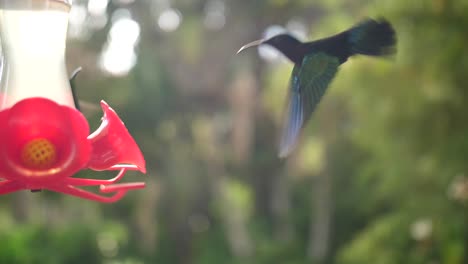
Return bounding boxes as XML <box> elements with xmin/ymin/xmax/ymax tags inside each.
<box><xmin>308</xmin><ymin>164</ymin><xmax>332</xmax><ymax>263</ymax></box>
<box><xmin>271</xmin><ymin>165</ymin><xmax>293</xmax><ymax>241</ymax></box>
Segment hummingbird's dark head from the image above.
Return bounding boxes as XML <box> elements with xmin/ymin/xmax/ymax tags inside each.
<box><xmin>263</xmin><ymin>34</ymin><xmax>302</xmax><ymax>51</ymax></box>
<box><xmin>237</xmin><ymin>33</ymin><xmax>303</xmax><ymax>63</ymax></box>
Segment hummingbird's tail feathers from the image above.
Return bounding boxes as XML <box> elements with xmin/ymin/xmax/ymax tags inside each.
<box><xmin>348</xmin><ymin>18</ymin><xmax>396</xmax><ymax>57</ymax></box>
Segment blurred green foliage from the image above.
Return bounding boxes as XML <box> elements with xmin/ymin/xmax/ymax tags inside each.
<box><xmin>1</xmin><ymin>0</ymin><xmax>468</xmax><ymax>263</ymax></box>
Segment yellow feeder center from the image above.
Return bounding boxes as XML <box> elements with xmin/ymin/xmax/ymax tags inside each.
<box><xmin>21</xmin><ymin>138</ymin><xmax>57</xmax><ymax>169</ymax></box>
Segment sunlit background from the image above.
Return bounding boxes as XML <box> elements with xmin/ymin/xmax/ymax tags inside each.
<box><xmin>1</xmin><ymin>0</ymin><xmax>468</xmax><ymax>263</ymax></box>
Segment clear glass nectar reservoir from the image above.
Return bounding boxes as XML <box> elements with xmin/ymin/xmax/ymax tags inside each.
<box><xmin>0</xmin><ymin>0</ymin><xmax>74</xmax><ymax>109</ymax></box>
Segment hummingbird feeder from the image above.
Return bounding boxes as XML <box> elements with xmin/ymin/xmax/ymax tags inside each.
<box><xmin>0</xmin><ymin>0</ymin><xmax>146</xmax><ymax>202</ymax></box>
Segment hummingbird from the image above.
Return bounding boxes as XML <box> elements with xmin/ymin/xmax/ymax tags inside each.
<box><xmin>237</xmin><ymin>18</ymin><xmax>396</xmax><ymax>158</ymax></box>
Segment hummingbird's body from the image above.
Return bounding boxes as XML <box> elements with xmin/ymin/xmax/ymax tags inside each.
<box><xmin>238</xmin><ymin>18</ymin><xmax>396</xmax><ymax>157</ymax></box>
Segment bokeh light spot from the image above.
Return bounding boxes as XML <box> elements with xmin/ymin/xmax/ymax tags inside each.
<box><xmin>87</xmin><ymin>0</ymin><xmax>109</xmax><ymax>17</ymax></box>
<box><xmin>203</xmin><ymin>0</ymin><xmax>226</xmax><ymax>30</ymax></box>
<box><xmin>157</xmin><ymin>8</ymin><xmax>182</xmax><ymax>32</ymax></box>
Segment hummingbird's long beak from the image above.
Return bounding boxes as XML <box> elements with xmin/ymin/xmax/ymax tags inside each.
<box><xmin>237</xmin><ymin>39</ymin><xmax>266</xmax><ymax>54</ymax></box>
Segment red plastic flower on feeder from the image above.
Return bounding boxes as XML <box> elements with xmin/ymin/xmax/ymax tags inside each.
<box><xmin>0</xmin><ymin>98</ymin><xmax>146</xmax><ymax>202</ymax></box>
<box><xmin>0</xmin><ymin>0</ymin><xmax>146</xmax><ymax>202</ymax></box>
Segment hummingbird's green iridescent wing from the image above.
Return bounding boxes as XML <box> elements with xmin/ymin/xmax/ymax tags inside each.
<box><xmin>279</xmin><ymin>53</ymin><xmax>339</xmax><ymax>158</ymax></box>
